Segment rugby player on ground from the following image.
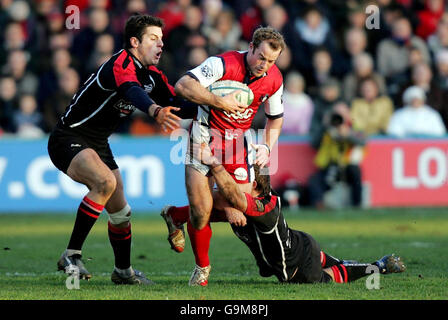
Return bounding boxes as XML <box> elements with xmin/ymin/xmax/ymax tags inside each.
<box><xmin>164</xmin><ymin>143</ymin><xmax>406</xmax><ymax>285</ymax></box>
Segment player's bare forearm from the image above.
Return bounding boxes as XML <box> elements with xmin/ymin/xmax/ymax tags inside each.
<box><xmin>174</xmin><ymin>75</ymin><xmax>223</xmax><ymax>109</ymax></box>
<box><xmin>264</xmin><ymin>117</ymin><xmax>283</xmax><ymax>150</ymax></box>
<box><xmin>210</xmin><ymin>165</ymin><xmax>248</xmax><ymax>213</ymax></box>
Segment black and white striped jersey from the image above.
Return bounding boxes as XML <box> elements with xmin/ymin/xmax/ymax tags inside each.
<box><xmin>58</xmin><ymin>49</ymin><xmax>176</xmax><ymax>139</ymax></box>
<box><xmin>231</xmin><ymin>193</ymin><xmax>304</xmax><ymax>282</ymax></box>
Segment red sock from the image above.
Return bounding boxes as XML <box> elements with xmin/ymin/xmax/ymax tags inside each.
<box><xmin>187</xmin><ymin>220</ymin><xmax>212</xmax><ymax>267</ymax></box>
<box><xmin>169</xmin><ymin>206</ymin><xmax>190</xmax><ymax>226</ymax></box>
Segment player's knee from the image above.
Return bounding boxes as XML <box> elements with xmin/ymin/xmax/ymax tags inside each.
<box><xmin>189</xmin><ymin>205</ymin><xmax>210</xmax><ymax>230</ymax></box>
<box><xmin>95</xmin><ymin>174</ymin><xmax>117</xmax><ymax>197</ymax></box>
<box><xmin>190</xmin><ymin>215</ymin><xmax>208</xmax><ymax>230</ymax></box>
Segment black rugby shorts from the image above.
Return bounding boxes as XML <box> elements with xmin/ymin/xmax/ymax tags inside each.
<box><xmin>288</xmin><ymin>231</ymin><xmax>331</xmax><ymax>284</ymax></box>
<box><xmin>47</xmin><ymin>126</ymin><xmax>118</xmax><ymax>174</ymax></box>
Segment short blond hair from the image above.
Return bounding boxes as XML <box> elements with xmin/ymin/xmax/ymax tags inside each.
<box><xmin>251</xmin><ymin>26</ymin><xmax>285</xmax><ymax>52</ymax></box>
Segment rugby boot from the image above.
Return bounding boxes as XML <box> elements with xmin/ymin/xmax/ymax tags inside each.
<box><xmin>160</xmin><ymin>205</ymin><xmax>185</xmax><ymax>253</ymax></box>
<box><xmin>57</xmin><ymin>253</ymin><xmax>92</xmax><ymax>280</ymax></box>
<box><xmin>111</xmin><ymin>268</ymin><xmax>154</xmax><ymax>285</ymax></box>
<box><xmin>189</xmin><ymin>264</ymin><xmax>211</xmax><ymax>286</ymax></box>
<box><xmin>374</xmin><ymin>254</ymin><xmax>406</xmax><ymax>274</ymax></box>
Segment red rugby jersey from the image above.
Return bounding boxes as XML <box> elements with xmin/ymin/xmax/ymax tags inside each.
<box><xmin>187</xmin><ymin>51</ymin><xmax>284</xmax><ymax>135</ymax></box>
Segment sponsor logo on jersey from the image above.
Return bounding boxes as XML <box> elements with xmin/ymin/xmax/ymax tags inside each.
<box><xmin>113</xmin><ymin>99</ymin><xmax>136</xmax><ymax>117</ymax></box>
<box><xmin>225</xmin><ymin>130</ymin><xmax>239</xmax><ymax>140</ymax></box>
<box><xmin>223</xmin><ymin>108</ymin><xmax>254</xmax><ymax>121</ymax></box>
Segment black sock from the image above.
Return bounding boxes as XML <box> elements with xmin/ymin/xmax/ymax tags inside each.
<box><xmin>108</xmin><ymin>221</ymin><xmax>132</xmax><ymax>269</ymax></box>
<box><xmin>331</xmin><ymin>263</ymin><xmax>374</xmax><ymax>283</ymax></box>
<box><xmin>67</xmin><ymin>196</ymin><xmax>104</xmax><ymax>252</ymax></box>
<box><xmin>320</xmin><ymin>251</ymin><xmax>342</xmax><ymax>268</ymax></box>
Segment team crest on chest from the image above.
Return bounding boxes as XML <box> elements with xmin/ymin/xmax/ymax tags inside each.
<box><xmin>255</xmin><ymin>199</ymin><xmax>265</xmax><ymax>212</ymax></box>
<box><xmin>144</xmin><ymin>83</ymin><xmax>153</xmax><ymax>93</ymax></box>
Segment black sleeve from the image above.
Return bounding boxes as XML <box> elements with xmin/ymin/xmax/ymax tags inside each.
<box><xmin>172</xmin><ymin>98</ymin><xmax>199</xmax><ymax>119</ymax></box>
<box><xmin>148</xmin><ymin>69</ymin><xmax>199</xmax><ymax>119</ymax></box>
<box><xmin>119</xmin><ymin>83</ymin><xmax>155</xmax><ymax>114</ymax></box>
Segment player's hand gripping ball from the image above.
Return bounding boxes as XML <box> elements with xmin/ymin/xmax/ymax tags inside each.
<box><xmin>208</xmin><ymin>80</ymin><xmax>254</xmax><ymax>107</ymax></box>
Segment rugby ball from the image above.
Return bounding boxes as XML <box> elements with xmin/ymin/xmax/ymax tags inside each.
<box><xmin>208</xmin><ymin>80</ymin><xmax>254</xmax><ymax>106</ymax></box>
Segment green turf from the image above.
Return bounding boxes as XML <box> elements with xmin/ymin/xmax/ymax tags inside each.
<box><xmin>0</xmin><ymin>208</ymin><xmax>447</xmax><ymax>300</ymax></box>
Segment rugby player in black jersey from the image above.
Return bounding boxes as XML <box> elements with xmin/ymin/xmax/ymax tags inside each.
<box><xmin>47</xmin><ymin>15</ymin><xmax>229</xmax><ymax>285</ymax></box>
<box><xmin>162</xmin><ymin>143</ymin><xmax>406</xmax><ymax>284</ymax></box>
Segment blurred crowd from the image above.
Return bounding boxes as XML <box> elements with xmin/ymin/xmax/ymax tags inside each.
<box><xmin>2</xmin><ymin>0</ymin><xmax>448</xmax><ymax>208</ymax></box>
<box><xmin>1</xmin><ymin>0</ymin><xmax>448</xmax><ymax>140</ymax></box>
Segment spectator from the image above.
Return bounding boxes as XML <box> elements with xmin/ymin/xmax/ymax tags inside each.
<box><xmin>308</xmin><ymin>47</ymin><xmax>338</xmax><ymax>96</ymax></box>
<box><xmin>42</xmin><ymin>68</ymin><xmax>80</xmax><ymax>132</ymax></box>
<box><xmin>339</xmin><ymin>27</ymin><xmax>368</xmax><ymax>75</ymax></box>
<box><xmin>47</xmin><ymin>31</ymin><xmax>72</xmax><ymax>52</ymax></box>
<box><xmin>342</xmin><ymin>52</ymin><xmax>387</xmax><ymax>103</ymax></box>
<box><xmin>0</xmin><ymin>76</ymin><xmax>17</xmax><ymax>133</ymax></box>
<box><xmin>285</xmin><ymin>0</ymin><xmax>331</xmax><ymax>26</ymax></box>
<box><xmin>156</xmin><ymin>0</ymin><xmax>192</xmax><ymax>37</ymax></box>
<box><xmin>2</xmin><ymin>50</ymin><xmax>38</xmax><ymax>96</ymax></box>
<box><xmin>204</xmin><ymin>8</ymin><xmax>242</xmax><ymax>55</ymax></box>
<box><xmin>72</xmin><ymin>7</ymin><xmax>114</xmax><ymax>78</ymax></box>
<box><xmin>262</xmin><ymin>3</ymin><xmax>296</xmax><ymax>57</ymax></box>
<box><xmin>263</xmin><ymin>3</ymin><xmax>288</xmax><ymax>32</ymax></box>
<box><xmin>415</xmin><ymin>0</ymin><xmax>445</xmax><ymax>40</ymax></box>
<box><xmin>387</xmin><ymin>86</ymin><xmax>446</xmax><ymax>137</ymax></box>
<box><xmin>289</xmin><ymin>5</ymin><xmax>338</xmax><ymax>83</ymax></box>
<box><xmin>37</xmin><ymin>48</ymin><xmax>72</xmax><ymax>106</ymax></box>
<box><xmin>275</xmin><ymin>45</ymin><xmax>293</xmax><ymax>75</ymax></box>
<box><xmin>165</xmin><ymin>5</ymin><xmax>207</xmax><ymax>79</ymax></box>
<box><xmin>13</xmin><ymin>94</ymin><xmax>44</xmax><ymax>138</ymax></box>
<box><xmin>32</xmin><ymin>0</ymin><xmax>61</xmax><ymax>54</ymax></box>
<box><xmin>346</xmin><ymin>4</ymin><xmax>367</xmax><ymax>30</ymax></box>
<box><xmin>376</xmin><ymin>17</ymin><xmax>430</xmax><ymax>98</ymax></box>
<box><xmin>282</xmin><ymin>71</ymin><xmax>314</xmax><ymax>136</ymax></box>
<box><xmin>112</xmin><ymin>0</ymin><xmax>149</xmax><ymax>37</ymax></box>
<box><xmin>351</xmin><ymin>77</ymin><xmax>394</xmax><ymax>136</ymax></box>
<box><xmin>239</xmin><ymin>0</ymin><xmax>274</xmax><ymax>42</ymax></box>
<box><xmin>434</xmin><ymin>49</ymin><xmax>448</xmax><ymax>90</ymax></box>
<box><xmin>86</xmin><ymin>33</ymin><xmax>115</xmax><ymax>75</ymax></box>
<box><xmin>307</xmin><ymin>102</ymin><xmax>365</xmax><ymax>209</ymax></box>
<box><xmin>201</xmin><ymin>0</ymin><xmax>223</xmax><ymax>32</ymax></box>
<box><xmin>427</xmin><ymin>12</ymin><xmax>448</xmax><ymax>58</ymax></box>
<box><xmin>1</xmin><ymin>22</ymin><xmax>27</xmax><ymax>65</ymax></box>
<box><xmin>309</xmin><ymin>78</ymin><xmax>342</xmax><ymax>149</ymax></box>
<box><xmin>401</xmin><ymin>62</ymin><xmax>447</xmax><ymax>114</ymax></box>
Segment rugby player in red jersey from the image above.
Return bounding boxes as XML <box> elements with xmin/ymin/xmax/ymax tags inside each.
<box><xmin>162</xmin><ymin>27</ymin><xmax>286</xmax><ymax>285</ymax></box>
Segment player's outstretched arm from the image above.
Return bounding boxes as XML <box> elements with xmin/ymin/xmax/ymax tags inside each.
<box><xmin>256</xmin><ymin>117</ymin><xmax>283</xmax><ymax>167</ymax></box>
<box><xmin>175</xmin><ymin>75</ymin><xmax>247</xmax><ymax>114</ymax></box>
<box><xmin>122</xmin><ymin>85</ymin><xmax>181</xmax><ymax>132</ymax></box>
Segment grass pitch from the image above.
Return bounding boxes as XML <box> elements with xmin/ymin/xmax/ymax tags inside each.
<box><xmin>0</xmin><ymin>208</ymin><xmax>447</xmax><ymax>300</ymax></box>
